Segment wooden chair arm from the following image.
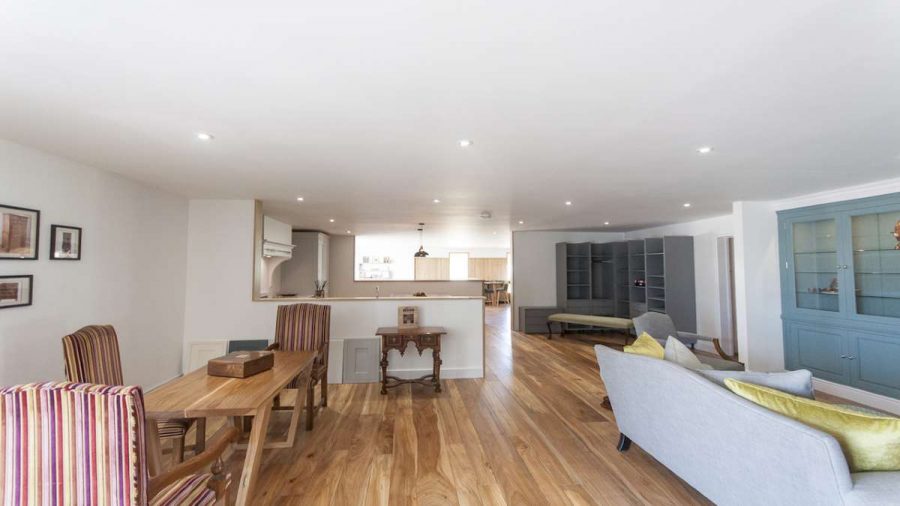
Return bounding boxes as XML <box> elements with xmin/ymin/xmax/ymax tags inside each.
<box><xmin>712</xmin><ymin>338</ymin><xmax>741</xmax><ymax>363</ymax></box>
<box><xmin>148</xmin><ymin>426</ymin><xmax>239</xmax><ymax>499</ymax></box>
<box><xmin>266</xmin><ymin>342</ymin><xmax>280</xmax><ymax>351</ymax></box>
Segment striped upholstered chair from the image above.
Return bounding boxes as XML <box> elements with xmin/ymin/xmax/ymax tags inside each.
<box><xmin>62</xmin><ymin>325</ymin><xmax>205</xmax><ymax>462</ymax></box>
<box><xmin>268</xmin><ymin>303</ymin><xmax>331</xmax><ymax>430</ymax></box>
<box><xmin>0</xmin><ymin>382</ymin><xmax>238</xmax><ymax>505</ymax></box>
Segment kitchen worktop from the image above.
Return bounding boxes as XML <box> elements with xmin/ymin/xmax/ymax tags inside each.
<box><xmin>254</xmin><ymin>295</ymin><xmax>485</xmax><ymax>302</ymax></box>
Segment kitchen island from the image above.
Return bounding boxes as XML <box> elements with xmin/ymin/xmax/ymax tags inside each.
<box><xmin>183</xmin><ymin>295</ymin><xmax>485</xmax><ymax>385</ymax></box>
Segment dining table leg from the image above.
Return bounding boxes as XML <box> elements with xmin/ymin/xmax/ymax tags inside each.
<box><xmin>234</xmin><ymin>402</ymin><xmax>273</xmax><ymax>506</ymax></box>
<box><xmin>146</xmin><ymin>418</ymin><xmax>163</xmax><ymax>476</ymax></box>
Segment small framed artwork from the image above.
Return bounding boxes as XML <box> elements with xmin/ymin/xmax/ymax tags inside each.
<box><xmin>50</xmin><ymin>225</ymin><xmax>82</xmax><ymax>260</ymax></box>
<box><xmin>0</xmin><ymin>204</ymin><xmax>40</xmax><ymax>260</ymax></box>
<box><xmin>398</xmin><ymin>306</ymin><xmax>419</xmax><ymax>329</ymax></box>
<box><xmin>0</xmin><ymin>275</ymin><xmax>33</xmax><ymax>309</ymax></box>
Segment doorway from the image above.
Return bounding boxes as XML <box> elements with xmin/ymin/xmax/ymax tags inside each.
<box><xmin>717</xmin><ymin>236</ymin><xmax>738</xmax><ymax>356</ymax></box>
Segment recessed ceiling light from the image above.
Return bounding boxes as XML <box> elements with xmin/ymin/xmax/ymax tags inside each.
<box><xmin>604</xmin><ymin>221</ymin><xmax>610</xmax><ymax>225</ymax></box>
<box><xmin>683</xmin><ymin>202</ymin><xmax>692</xmax><ymax>208</ymax></box>
<box><xmin>518</xmin><ymin>220</ymin><xmax>524</xmax><ymax>225</ymax></box>
<box><xmin>196</xmin><ymin>132</ymin><xmax>214</xmax><ymax>141</ymax></box>
<box><xmin>433</xmin><ymin>199</ymin><xmax>441</xmax><ymax>203</ymax></box>
<box><xmin>492</xmin><ymin>231</ymin><xmax>497</xmax><ymax>235</ymax></box>
<box><xmin>346</xmin><ymin>230</ymin><xmax>352</xmax><ymax>234</ymax></box>
<box><xmin>696</xmin><ymin>146</ymin><xmax>713</xmax><ymax>154</ymax></box>
<box><xmin>296</xmin><ymin>197</ymin><xmax>304</xmax><ymax>202</ymax></box>
<box><xmin>458</xmin><ymin>139</ymin><xmax>472</xmax><ymax>148</ymax></box>
<box><xmin>565</xmin><ymin>201</ymin><xmax>572</xmax><ymax>206</ymax></box>
<box><xmin>329</xmin><ymin>218</ymin><xmax>335</xmax><ymax>223</ymax></box>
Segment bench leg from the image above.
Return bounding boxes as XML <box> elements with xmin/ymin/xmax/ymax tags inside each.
<box><xmin>546</xmin><ymin>322</ymin><xmax>553</xmax><ymax>339</ymax></box>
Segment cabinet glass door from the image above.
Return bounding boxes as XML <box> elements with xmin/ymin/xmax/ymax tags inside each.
<box><xmin>792</xmin><ymin>219</ymin><xmax>840</xmax><ymax>312</ymax></box>
<box><xmin>851</xmin><ymin>210</ymin><xmax>900</xmax><ymax>318</ymax></box>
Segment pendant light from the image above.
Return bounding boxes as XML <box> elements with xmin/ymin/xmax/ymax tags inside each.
<box><xmin>414</xmin><ymin>223</ymin><xmax>429</xmax><ymax>257</ymax></box>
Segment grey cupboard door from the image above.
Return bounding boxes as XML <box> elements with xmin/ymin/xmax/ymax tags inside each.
<box><xmin>343</xmin><ymin>338</ymin><xmax>380</xmax><ymax>384</ymax></box>
<box><xmin>786</xmin><ymin>323</ymin><xmax>848</xmax><ymax>384</ymax></box>
<box><xmin>848</xmin><ymin>331</ymin><xmax>900</xmax><ymax>398</ymax></box>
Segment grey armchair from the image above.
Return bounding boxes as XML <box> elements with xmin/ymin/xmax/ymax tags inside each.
<box><xmin>632</xmin><ymin>312</ymin><xmax>742</xmax><ymax>371</ymax></box>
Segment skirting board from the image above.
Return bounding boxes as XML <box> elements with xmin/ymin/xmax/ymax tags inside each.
<box><xmin>813</xmin><ymin>378</ymin><xmax>900</xmax><ymax>416</ymax></box>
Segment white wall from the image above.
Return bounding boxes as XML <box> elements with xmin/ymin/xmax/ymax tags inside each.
<box><xmin>625</xmin><ymin>215</ymin><xmax>734</xmax><ymax>349</ymax></box>
<box><xmin>183</xmin><ymin>200</ymin><xmax>485</xmax><ymax>381</ymax></box>
<box><xmin>511</xmin><ymin>230</ymin><xmax>624</xmax><ymax>329</ymax></box>
<box><xmin>0</xmin><ymin>139</ymin><xmax>188</xmax><ymax>388</ymax></box>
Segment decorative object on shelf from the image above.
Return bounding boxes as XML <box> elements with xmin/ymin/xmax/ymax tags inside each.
<box><xmin>633</xmin><ymin>279</ymin><xmax>646</xmax><ymax>287</ymax></box>
<box><xmin>413</xmin><ymin>223</ymin><xmax>429</xmax><ymax>257</ymax></box>
<box><xmin>398</xmin><ymin>305</ymin><xmax>419</xmax><ymax>328</ymax></box>
<box><xmin>413</xmin><ymin>291</ymin><xmax>427</xmax><ymax>297</ymax></box>
<box><xmin>207</xmin><ymin>351</ymin><xmax>275</xmax><ymax>378</ymax></box>
<box><xmin>893</xmin><ymin>220</ymin><xmax>900</xmax><ymax>250</ymax></box>
<box><xmin>0</xmin><ymin>275</ymin><xmax>33</xmax><ymax>309</ymax></box>
<box><xmin>314</xmin><ymin>280</ymin><xmax>327</xmax><ymax>298</ymax></box>
<box><xmin>0</xmin><ymin>204</ymin><xmax>40</xmax><ymax>260</ymax></box>
<box><xmin>822</xmin><ymin>278</ymin><xmax>838</xmax><ymax>294</ymax></box>
<box><xmin>49</xmin><ymin>225</ymin><xmax>82</xmax><ymax>260</ymax></box>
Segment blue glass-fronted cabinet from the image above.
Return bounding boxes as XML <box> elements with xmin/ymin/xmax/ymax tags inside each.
<box><xmin>779</xmin><ymin>194</ymin><xmax>900</xmax><ymax>399</ymax></box>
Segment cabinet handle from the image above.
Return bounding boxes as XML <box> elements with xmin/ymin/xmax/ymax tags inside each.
<box><xmin>841</xmin><ymin>354</ymin><xmax>847</xmax><ymax>359</ymax></box>
<box><xmin>842</xmin><ymin>265</ymin><xmax>848</xmax><ymax>269</ymax></box>
<box><xmin>848</xmin><ymin>356</ymin><xmax>856</xmax><ymax>360</ymax></box>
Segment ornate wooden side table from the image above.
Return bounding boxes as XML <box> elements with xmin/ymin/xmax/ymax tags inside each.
<box><xmin>375</xmin><ymin>326</ymin><xmax>447</xmax><ymax>394</ymax></box>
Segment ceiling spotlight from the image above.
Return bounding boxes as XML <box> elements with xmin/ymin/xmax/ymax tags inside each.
<box><xmin>458</xmin><ymin>139</ymin><xmax>473</xmax><ymax>148</ymax></box>
<box><xmin>329</xmin><ymin>218</ymin><xmax>335</xmax><ymax>223</ymax></box>
<box><xmin>346</xmin><ymin>230</ymin><xmax>352</xmax><ymax>234</ymax></box>
<box><xmin>683</xmin><ymin>202</ymin><xmax>692</xmax><ymax>208</ymax></box>
<box><xmin>296</xmin><ymin>197</ymin><xmax>304</xmax><ymax>202</ymax></box>
<box><xmin>433</xmin><ymin>199</ymin><xmax>441</xmax><ymax>204</ymax></box>
<box><xmin>696</xmin><ymin>146</ymin><xmax>713</xmax><ymax>154</ymax></box>
<box><xmin>604</xmin><ymin>221</ymin><xmax>610</xmax><ymax>225</ymax></box>
<box><xmin>518</xmin><ymin>220</ymin><xmax>524</xmax><ymax>225</ymax></box>
<box><xmin>480</xmin><ymin>211</ymin><xmax>492</xmax><ymax>220</ymax></box>
<box><xmin>565</xmin><ymin>201</ymin><xmax>572</xmax><ymax>206</ymax></box>
<box><xmin>196</xmin><ymin>132</ymin><xmax>214</xmax><ymax>141</ymax></box>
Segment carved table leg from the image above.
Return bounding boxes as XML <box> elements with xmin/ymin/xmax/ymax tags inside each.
<box><xmin>380</xmin><ymin>348</ymin><xmax>389</xmax><ymax>395</ymax></box>
<box><xmin>433</xmin><ymin>348</ymin><xmax>442</xmax><ymax>393</ymax></box>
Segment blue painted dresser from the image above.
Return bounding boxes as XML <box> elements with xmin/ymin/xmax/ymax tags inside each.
<box><xmin>779</xmin><ymin>193</ymin><xmax>900</xmax><ymax>399</ymax></box>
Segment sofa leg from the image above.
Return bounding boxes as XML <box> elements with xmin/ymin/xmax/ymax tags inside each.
<box><xmin>617</xmin><ymin>433</ymin><xmax>631</xmax><ymax>452</ymax></box>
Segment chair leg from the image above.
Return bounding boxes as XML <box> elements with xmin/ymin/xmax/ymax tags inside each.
<box><xmin>321</xmin><ymin>371</ymin><xmax>328</xmax><ymax>408</ymax></box>
<box><xmin>305</xmin><ymin>379</ymin><xmax>315</xmax><ymax>431</ymax></box>
<box><xmin>173</xmin><ymin>435</ymin><xmax>185</xmax><ymax>463</ymax></box>
<box><xmin>617</xmin><ymin>433</ymin><xmax>632</xmax><ymax>452</ymax></box>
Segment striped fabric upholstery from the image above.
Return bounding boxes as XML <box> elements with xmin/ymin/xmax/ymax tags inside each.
<box><xmin>0</xmin><ymin>382</ymin><xmax>148</xmax><ymax>505</ymax></box>
<box><xmin>149</xmin><ymin>474</ymin><xmax>215</xmax><ymax>506</ymax></box>
<box><xmin>62</xmin><ymin>325</ymin><xmax>124</xmax><ymax>386</ymax></box>
<box><xmin>274</xmin><ymin>304</ymin><xmax>330</xmax><ymax>388</ymax></box>
<box><xmin>62</xmin><ymin>325</ymin><xmax>187</xmax><ymax>441</ymax></box>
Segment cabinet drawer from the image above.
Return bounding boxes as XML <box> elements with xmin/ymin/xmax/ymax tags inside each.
<box><xmin>420</xmin><ymin>335</ymin><xmax>438</xmax><ymax>347</ymax></box>
<box><xmin>383</xmin><ymin>336</ymin><xmax>402</xmax><ymax>347</ymax></box>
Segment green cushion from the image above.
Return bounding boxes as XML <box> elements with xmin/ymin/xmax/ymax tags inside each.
<box><xmin>547</xmin><ymin>313</ymin><xmax>633</xmax><ymax>330</ymax></box>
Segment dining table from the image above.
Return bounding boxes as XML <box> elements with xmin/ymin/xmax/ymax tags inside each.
<box><xmin>144</xmin><ymin>350</ymin><xmax>316</xmax><ymax>506</ymax></box>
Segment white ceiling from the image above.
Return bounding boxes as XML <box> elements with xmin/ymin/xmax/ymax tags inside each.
<box><xmin>2</xmin><ymin>1</ymin><xmax>899</xmax><ymax>235</ymax></box>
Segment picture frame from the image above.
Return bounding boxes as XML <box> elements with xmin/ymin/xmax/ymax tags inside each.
<box><xmin>0</xmin><ymin>204</ymin><xmax>40</xmax><ymax>260</ymax></box>
<box><xmin>398</xmin><ymin>306</ymin><xmax>419</xmax><ymax>328</ymax></box>
<box><xmin>0</xmin><ymin>275</ymin><xmax>33</xmax><ymax>309</ymax></box>
<box><xmin>50</xmin><ymin>225</ymin><xmax>82</xmax><ymax>260</ymax></box>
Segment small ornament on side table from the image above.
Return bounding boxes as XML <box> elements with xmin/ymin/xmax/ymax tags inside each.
<box><xmin>314</xmin><ymin>280</ymin><xmax>327</xmax><ymax>298</ymax></box>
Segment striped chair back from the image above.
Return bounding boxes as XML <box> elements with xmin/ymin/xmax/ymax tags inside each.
<box><xmin>62</xmin><ymin>325</ymin><xmax>125</xmax><ymax>386</ymax></box>
<box><xmin>0</xmin><ymin>382</ymin><xmax>148</xmax><ymax>505</ymax></box>
<box><xmin>274</xmin><ymin>303</ymin><xmax>331</xmax><ymax>359</ymax></box>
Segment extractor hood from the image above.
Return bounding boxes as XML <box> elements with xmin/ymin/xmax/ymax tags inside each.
<box><xmin>263</xmin><ymin>240</ymin><xmax>294</xmax><ymax>258</ymax></box>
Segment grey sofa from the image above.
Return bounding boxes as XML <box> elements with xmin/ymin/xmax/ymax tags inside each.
<box><xmin>633</xmin><ymin>312</ymin><xmax>743</xmax><ymax>371</ymax></box>
<box><xmin>595</xmin><ymin>345</ymin><xmax>900</xmax><ymax>505</ymax></box>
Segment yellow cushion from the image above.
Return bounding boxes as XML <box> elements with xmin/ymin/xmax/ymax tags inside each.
<box><xmin>623</xmin><ymin>332</ymin><xmax>664</xmax><ymax>359</ymax></box>
<box><xmin>725</xmin><ymin>379</ymin><xmax>900</xmax><ymax>472</ymax></box>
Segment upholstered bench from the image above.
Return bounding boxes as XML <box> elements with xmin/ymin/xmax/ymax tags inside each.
<box><xmin>546</xmin><ymin>313</ymin><xmax>633</xmax><ymax>338</ymax></box>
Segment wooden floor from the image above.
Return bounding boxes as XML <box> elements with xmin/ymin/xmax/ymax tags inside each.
<box><xmin>217</xmin><ymin>306</ymin><xmax>712</xmax><ymax>505</ymax></box>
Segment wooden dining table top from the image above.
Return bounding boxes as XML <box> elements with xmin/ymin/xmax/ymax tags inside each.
<box><xmin>144</xmin><ymin>350</ymin><xmax>316</xmax><ymax>419</ymax></box>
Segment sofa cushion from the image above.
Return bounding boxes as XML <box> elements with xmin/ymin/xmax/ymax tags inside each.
<box><xmin>664</xmin><ymin>336</ymin><xmax>713</xmax><ymax>370</ymax></box>
<box><xmin>624</xmin><ymin>332</ymin><xmax>664</xmax><ymax>359</ymax></box>
<box><xmin>698</xmin><ymin>369</ymin><xmax>813</xmax><ymax>398</ymax></box>
<box><xmin>725</xmin><ymin>379</ymin><xmax>900</xmax><ymax>472</ymax></box>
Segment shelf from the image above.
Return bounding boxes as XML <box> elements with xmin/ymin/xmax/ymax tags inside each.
<box><xmin>630</xmin><ymin>285</ymin><xmax>646</xmax><ymax>289</ymax></box>
<box><xmin>796</xmin><ymin>291</ymin><xmax>838</xmax><ymax>295</ymax></box>
<box><xmin>794</xmin><ymin>251</ymin><xmax>837</xmax><ymax>255</ymax></box>
<box><xmin>647</xmin><ymin>274</ymin><xmax>665</xmax><ymax>277</ymax></box>
<box><xmin>646</xmin><ymin>252</ymin><xmax>664</xmax><ymax>256</ymax></box>
<box><xmin>854</xmin><ymin>249</ymin><xmax>900</xmax><ymax>252</ymax></box>
<box><xmin>795</xmin><ymin>271</ymin><xmax>838</xmax><ymax>274</ymax></box>
<box><xmin>856</xmin><ymin>295</ymin><xmax>900</xmax><ymax>300</ymax></box>
<box><xmin>647</xmin><ymin>297</ymin><xmax>666</xmax><ymax>302</ymax></box>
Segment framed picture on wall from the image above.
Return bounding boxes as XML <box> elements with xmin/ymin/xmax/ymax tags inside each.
<box><xmin>50</xmin><ymin>225</ymin><xmax>82</xmax><ymax>260</ymax></box>
<box><xmin>0</xmin><ymin>275</ymin><xmax>33</xmax><ymax>309</ymax></box>
<box><xmin>398</xmin><ymin>306</ymin><xmax>419</xmax><ymax>329</ymax></box>
<box><xmin>0</xmin><ymin>204</ymin><xmax>40</xmax><ymax>260</ymax></box>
